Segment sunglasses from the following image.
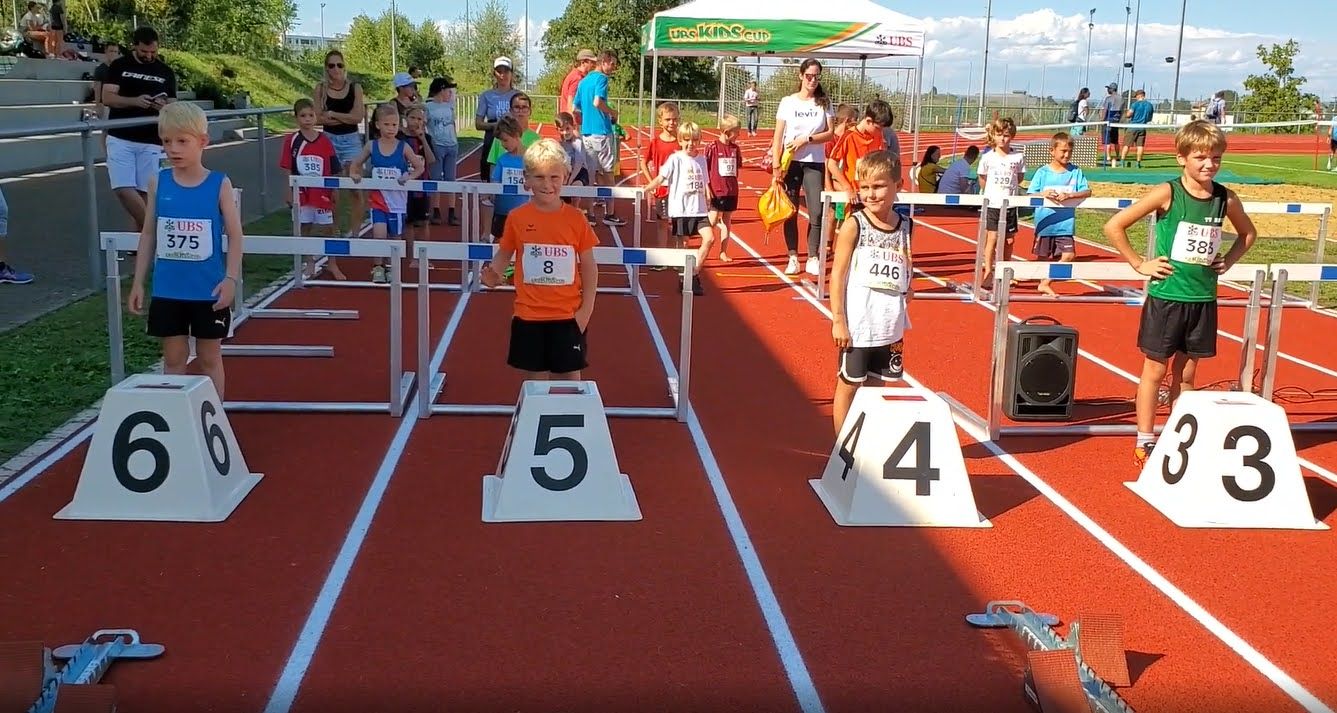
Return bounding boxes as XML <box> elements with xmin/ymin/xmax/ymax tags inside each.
<box><xmin>327</xmin><ymin>62</ymin><xmax>343</xmax><ymax>69</ymax></box>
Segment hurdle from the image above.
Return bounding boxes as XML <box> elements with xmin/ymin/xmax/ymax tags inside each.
<box><xmin>287</xmin><ymin>176</ymin><xmax>648</xmax><ymax>296</ymax></box>
<box><xmin>411</xmin><ymin>241</ymin><xmax>698</xmax><ymax>422</ymax></box>
<box><xmin>1259</xmin><ymin>263</ymin><xmax>1337</xmax><ymax>432</ymax></box>
<box><xmin>967</xmin><ymin>260</ymin><xmax>1270</xmax><ymax>440</ymax></box>
<box><xmin>102</xmin><ymin>232</ymin><xmax>417</xmax><ymax>416</ymax></box>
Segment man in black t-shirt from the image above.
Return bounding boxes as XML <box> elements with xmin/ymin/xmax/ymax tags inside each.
<box><xmin>100</xmin><ymin>26</ymin><xmax>177</xmax><ymax>230</ymax></box>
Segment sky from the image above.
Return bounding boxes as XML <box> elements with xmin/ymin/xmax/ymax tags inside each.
<box><xmin>288</xmin><ymin>0</ymin><xmax>1336</xmax><ymax>103</ymax></box>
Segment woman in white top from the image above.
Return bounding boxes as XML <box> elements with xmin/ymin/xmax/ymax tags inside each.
<box><xmin>770</xmin><ymin>58</ymin><xmax>835</xmax><ymax>277</ymax></box>
<box><xmin>1068</xmin><ymin>87</ymin><xmax>1090</xmax><ymax>136</ymax></box>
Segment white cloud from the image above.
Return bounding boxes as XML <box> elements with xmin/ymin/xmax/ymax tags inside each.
<box><xmin>909</xmin><ymin>9</ymin><xmax>1336</xmax><ymax>102</ymax></box>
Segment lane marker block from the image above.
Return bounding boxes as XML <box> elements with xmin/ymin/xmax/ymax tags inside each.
<box><xmin>482</xmin><ymin>380</ymin><xmax>641</xmax><ymax>522</ymax></box>
<box><xmin>1125</xmin><ymin>391</ymin><xmax>1327</xmax><ymax>530</ymax></box>
<box><xmin>810</xmin><ymin>386</ymin><xmax>991</xmax><ymax>527</ymax></box>
<box><xmin>55</xmin><ymin>375</ymin><xmax>262</xmax><ymax>522</ymax></box>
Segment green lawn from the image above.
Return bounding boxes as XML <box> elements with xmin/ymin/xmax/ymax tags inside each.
<box><xmin>0</xmin><ymin>210</ymin><xmax>296</xmax><ymax>463</ymax></box>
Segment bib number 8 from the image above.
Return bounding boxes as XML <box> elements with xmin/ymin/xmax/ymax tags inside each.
<box><xmin>1159</xmin><ymin>413</ymin><xmax>1275</xmax><ymax>501</ymax></box>
<box><xmin>544</xmin><ymin>260</ymin><xmax>554</xmax><ymax>275</ymax></box>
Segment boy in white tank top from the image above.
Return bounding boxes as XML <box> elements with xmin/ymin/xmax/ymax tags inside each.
<box><xmin>827</xmin><ymin>150</ymin><xmax>913</xmax><ymax>435</ymax></box>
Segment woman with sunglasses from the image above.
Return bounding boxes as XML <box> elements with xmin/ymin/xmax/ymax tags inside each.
<box><xmin>770</xmin><ymin>58</ymin><xmax>834</xmax><ymax>277</ymax></box>
<box><xmin>313</xmin><ymin>50</ymin><xmax>367</xmax><ymax>242</ymax></box>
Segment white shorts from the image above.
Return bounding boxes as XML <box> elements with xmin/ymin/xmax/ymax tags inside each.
<box><xmin>583</xmin><ymin>134</ymin><xmax>616</xmax><ymax>175</ymax></box>
<box><xmin>106</xmin><ymin>135</ymin><xmax>165</xmax><ymax>192</ymax></box>
<box><xmin>299</xmin><ymin>206</ymin><xmax>334</xmax><ymax>226</ymax></box>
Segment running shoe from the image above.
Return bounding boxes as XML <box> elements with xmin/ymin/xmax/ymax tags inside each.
<box><xmin>0</xmin><ymin>264</ymin><xmax>33</xmax><ymax>284</ymax></box>
<box><xmin>1133</xmin><ymin>441</ymin><xmax>1156</xmax><ymax>469</ymax></box>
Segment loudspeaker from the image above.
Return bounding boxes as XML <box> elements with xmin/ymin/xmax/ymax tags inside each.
<box><xmin>1004</xmin><ymin>316</ymin><xmax>1078</xmax><ymax>420</ymax></box>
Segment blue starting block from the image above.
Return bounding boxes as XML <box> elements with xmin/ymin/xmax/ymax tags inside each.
<box><xmin>27</xmin><ymin>629</ymin><xmax>164</xmax><ymax>713</ymax></box>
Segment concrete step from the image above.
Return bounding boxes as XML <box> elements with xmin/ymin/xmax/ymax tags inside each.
<box><xmin>0</xmin><ymin>99</ymin><xmax>213</xmax><ymax>131</ymax></box>
<box><xmin>0</xmin><ymin>78</ymin><xmax>197</xmax><ymax>106</ymax></box>
<box><xmin>0</xmin><ymin>118</ymin><xmax>249</xmax><ymax>177</ymax></box>
<box><xmin>0</xmin><ymin>56</ymin><xmax>102</xmax><ymax>81</ymax></box>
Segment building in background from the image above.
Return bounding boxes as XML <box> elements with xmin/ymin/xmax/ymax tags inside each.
<box><xmin>283</xmin><ymin>33</ymin><xmax>343</xmax><ymax>54</ymax></box>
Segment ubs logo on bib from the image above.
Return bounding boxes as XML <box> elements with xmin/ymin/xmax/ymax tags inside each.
<box><xmin>529</xmin><ymin>245</ymin><xmax>570</xmax><ymax>258</ymax></box>
<box><xmin>169</xmin><ymin>219</ymin><xmax>209</xmax><ymax>233</ymax></box>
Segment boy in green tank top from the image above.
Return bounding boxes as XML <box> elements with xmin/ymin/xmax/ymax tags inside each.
<box><xmin>1103</xmin><ymin>120</ymin><xmax>1258</xmax><ymax>468</ymax></box>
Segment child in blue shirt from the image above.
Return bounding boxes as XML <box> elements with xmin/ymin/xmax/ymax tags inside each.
<box><xmin>1027</xmin><ymin>132</ymin><xmax>1091</xmax><ymax>297</ymax></box>
<box><xmin>128</xmin><ymin>102</ymin><xmax>246</xmax><ymax>399</ymax></box>
<box><xmin>489</xmin><ymin>115</ymin><xmax>530</xmax><ymax>240</ymax></box>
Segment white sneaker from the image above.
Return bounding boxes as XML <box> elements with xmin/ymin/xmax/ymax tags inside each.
<box><xmin>805</xmin><ymin>257</ymin><xmax>820</xmax><ymax>277</ymax></box>
<box><xmin>784</xmin><ymin>255</ymin><xmax>800</xmax><ymax>275</ymax></box>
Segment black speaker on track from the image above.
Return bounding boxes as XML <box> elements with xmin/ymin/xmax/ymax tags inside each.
<box><xmin>1003</xmin><ymin>316</ymin><xmax>1078</xmax><ymax>420</ymax></box>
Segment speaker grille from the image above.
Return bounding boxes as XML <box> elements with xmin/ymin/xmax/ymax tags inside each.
<box><xmin>1019</xmin><ymin>348</ymin><xmax>1071</xmax><ymax>404</ymax></box>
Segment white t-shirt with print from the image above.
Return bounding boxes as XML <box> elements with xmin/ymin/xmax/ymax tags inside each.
<box><xmin>776</xmin><ymin>95</ymin><xmax>830</xmax><ymax>164</ymax></box>
<box><xmin>657</xmin><ymin>151</ymin><xmax>709</xmax><ymax>219</ymax></box>
<box><xmin>978</xmin><ymin>149</ymin><xmax>1026</xmax><ymax>203</ymax></box>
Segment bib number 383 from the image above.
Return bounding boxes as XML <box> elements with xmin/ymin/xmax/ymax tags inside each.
<box><xmin>1169</xmin><ymin>222</ymin><xmax>1222</xmax><ymax>266</ymax></box>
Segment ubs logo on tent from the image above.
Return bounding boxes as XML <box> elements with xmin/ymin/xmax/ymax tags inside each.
<box><xmin>668</xmin><ymin>23</ymin><xmax>771</xmax><ymax>44</ymax></box>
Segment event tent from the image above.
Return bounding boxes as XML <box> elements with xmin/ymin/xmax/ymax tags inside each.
<box><xmin>636</xmin><ymin>0</ymin><xmax>928</xmax><ymax>158</ymax></box>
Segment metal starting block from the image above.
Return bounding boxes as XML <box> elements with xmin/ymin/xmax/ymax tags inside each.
<box><xmin>17</xmin><ymin>629</ymin><xmax>164</xmax><ymax>713</ymax></box>
<box><xmin>966</xmin><ymin>601</ymin><xmax>1133</xmax><ymax>713</ymax></box>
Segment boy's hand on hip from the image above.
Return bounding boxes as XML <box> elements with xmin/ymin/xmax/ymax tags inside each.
<box><xmin>1137</xmin><ymin>256</ymin><xmax>1173</xmax><ymax>279</ymax></box>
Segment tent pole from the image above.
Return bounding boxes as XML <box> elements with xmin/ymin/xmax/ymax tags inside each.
<box><xmin>913</xmin><ymin>52</ymin><xmax>923</xmax><ymax>169</ymax></box>
<box><xmin>717</xmin><ymin>58</ymin><xmax>727</xmax><ymax>126</ymax></box>
<box><xmin>858</xmin><ymin>57</ymin><xmax>866</xmax><ymax>102</ymax></box>
<box><xmin>637</xmin><ymin>52</ymin><xmax>645</xmax><ymax>170</ymax></box>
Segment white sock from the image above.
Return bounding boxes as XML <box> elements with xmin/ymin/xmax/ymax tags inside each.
<box><xmin>1136</xmin><ymin>431</ymin><xmax>1155</xmax><ymax>448</ymax></box>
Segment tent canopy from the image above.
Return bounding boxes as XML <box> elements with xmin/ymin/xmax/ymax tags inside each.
<box><xmin>640</xmin><ymin>0</ymin><xmax>926</xmax><ymax>59</ymax></box>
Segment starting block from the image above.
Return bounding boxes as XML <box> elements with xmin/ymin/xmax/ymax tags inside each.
<box><xmin>1125</xmin><ymin>391</ymin><xmax>1327</xmax><ymax>530</ymax></box>
<box><xmin>7</xmin><ymin>629</ymin><xmax>163</xmax><ymax>713</ymax></box>
<box><xmin>55</xmin><ymin>375</ymin><xmax>263</xmax><ymax>522</ymax></box>
<box><xmin>482</xmin><ymin>380</ymin><xmax>642</xmax><ymax>523</ymax></box>
<box><xmin>810</xmin><ymin>387</ymin><xmax>990</xmax><ymax>527</ymax></box>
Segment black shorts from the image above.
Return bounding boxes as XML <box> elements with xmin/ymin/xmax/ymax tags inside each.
<box><xmin>1034</xmin><ymin>235</ymin><xmax>1076</xmax><ymax>260</ymax></box>
<box><xmin>508</xmin><ymin>317</ymin><xmax>588</xmax><ymax>374</ymax></box>
<box><xmin>1137</xmin><ymin>295</ymin><xmax>1218</xmax><ymax>360</ymax></box>
<box><xmin>672</xmin><ymin>216</ymin><xmax>709</xmax><ymax>238</ymax></box>
<box><xmin>1330</xmin><ymin>138</ymin><xmax>1337</xmax><ymax>153</ymax></box>
<box><xmin>838</xmin><ymin>340</ymin><xmax>904</xmax><ymax>385</ymax></box>
<box><xmin>491</xmin><ymin>212</ymin><xmax>509</xmax><ymax>240</ymax></box>
<box><xmin>147</xmin><ymin>296</ymin><xmax>231</xmax><ymax>340</ymax></box>
<box><xmin>407</xmin><ymin>194</ymin><xmax>430</xmax><ymax>224</ymax></box>
<box><xmin>1105</xmin><ymin>126</ymin><xmax>1120</xmax><ymax>145</ymax></box>
<box><xmin>562</xmin><ymin>170</ymin><xmax>591</xmax><ymax>204</ymax></box>
<box><xmin>709</xmin><ymin>196</ymin><xmax>738</xmax><ymax>213</ymax></box>
<box><xmin>986</xmin><ymin>207</ymin><xmax>1018</xmax><ymax>236</ymax></box>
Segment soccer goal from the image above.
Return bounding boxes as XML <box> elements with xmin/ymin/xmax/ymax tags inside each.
<box><xmin>720</xmin><ymin>60</ymin><xmax>918</xmax><ymax>132</ymax></box>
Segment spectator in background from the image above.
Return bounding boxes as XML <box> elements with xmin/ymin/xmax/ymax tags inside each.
<box><xmin>101</xmin><ymin>25</ymin><xmax>176</xmax><ymax>232</ymax></box>
<box><xmin>90</xmin><ymin>42</ymin><xmax>122</xmax><ymax>150</ymax></box>
<box><xmin>1120</xmin><ymin>89</ymin><xmax>1154</xmax><ymax>168</ymax></box>
<box><xmin>1206</xmin><ymin>91</ymin><xmax>1226</xmax><ymax>125</ymax></box>
<box><xmin>313</xmin><ymin>49</ymin><xmax>366</xmax><ymax>239</ymax></box>
<box><xmin>560</xmin><ymin>49</ymin><xmax>597</xmax><ymax>117</ymax></box>
<box><xmin>1100</xmin><ymin>82</ymin><xmax>1123</xmax><ymax>166</ymax></box>
<box><xmin>915</xmin><ymin>145</ymin><xmax>945</xmax><ymax>193</ymax></box>
<box><xmin>0</xmin><ymin>187</ymin><xmax>35</xmax><ymax>285</ymax></box>
<box><xmin>390</xmin><ymin>72</ymin><xmax>418</xmax><ymax>123</ymax></box>
<box><xmin>20</xmin><ymin>2</ymin><xmax>52</xmax><ymax>58</ymax></box>
<box><xmin>1068</xmin><ymin>87</ymin><xmax>1090</xmax><ymax>136</ymax></box>
<box><xmin>475</xmin><ymin>56</ymin><xmax>519</xmax><ymax>189</ymax></box>
<box><xmin>573</xmin><ymin>49</ymin><xmax>627</xmax><ymax>226</ymax></box>
<box><xmin>936</xmin><ymin>145</ymin><xmax>979</xmax><ymax>196</ymax></box>
<box><xmin>48</xmin><ymin>0</ymin><xmax>65</xmax><ymax>57</ymax></box>
<box><xmin>425</xmin><ymin>76</ymin><xmax>460</xmax><ymax>226</ymax></box>
<box><xmin>744</xmin><ymin>81</ymin><xmax>759</xmax><ymax>135</ymax></box>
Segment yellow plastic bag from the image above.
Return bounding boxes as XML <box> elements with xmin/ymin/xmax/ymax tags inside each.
<box><xmin>757</xmin><ymin>147</ymin><xmax>795</xmax><ymax>241</ymax></box>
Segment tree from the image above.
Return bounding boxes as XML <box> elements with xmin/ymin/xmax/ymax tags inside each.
<box><xmin>185</xmin><ymin>0</ymin><xmax>297</xmax><ymax>56</ymax></box>
<box><xmin>439</xmin><ymin>0</ymin><xmax>523</xmax><ymax>92</ymax></box>
<box><xmin>1237</xmin><ymin>40</ymin><xmax>1319</xmax><ymax>129</ymax></box>
<box><xmin>342</xmin><ymin>8</ymin><xmax>449</xmax><ymax>76</ymax></box>
<box><xmin>538</xmin><ymin>0</ymin><xmax>716</xmax><ymax>100</ymax></box>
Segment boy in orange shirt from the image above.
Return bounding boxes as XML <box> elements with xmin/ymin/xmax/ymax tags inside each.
<box><xmin>826</xmin><ymin>100</ymin><xmax>894</xmax><ymax>227</ymax></box>
<box><xmin>482</xmin><ymin>138</ymin><xmax>600</xmax><ymax>379</ymax></box>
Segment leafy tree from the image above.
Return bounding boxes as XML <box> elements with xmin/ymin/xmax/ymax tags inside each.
<box><xmin>439</xmin><ymin>0</ymin><xmax>523</xmax><ymax>92</ymax></box>
<box><xmin>538</xmin><ymin>0</ymin><xmax>716</xmax><ymax>100</ymax></box>
<box><xmin>185</xmin><ymin>0</ymin><xmax>297</xmax><ymax>56</ymax></box>
<box><xmin>1237</xmin><ymin>40</ymin><xmax>1319</xmax><ymax>129</ymax></box>
<box><xmin>342</xmin><ymin>8</ymin><xmax>448</xmax><ymax>77</ymax></box>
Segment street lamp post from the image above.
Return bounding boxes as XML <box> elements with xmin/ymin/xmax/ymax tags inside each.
<box><xmin>1084</xmin><ymin>8</ymin><xmax>1095</xmax><ymax>88</ymax></box>
<box><xmin>319</xmin><ymin>3</ymin><xmax>325</xmax><ymax>40</ymax></box>
<box><xmin>390</xmin><ymin>0</ymin><xmax>398</xmax><ymax>73</ymax></box>
<box><xmin>978</xmin><ymin>0</ymin><xmax>992</xmax><ymax>124</ymax></box>
<box><xmin>1118</xmin><ymin>1</ymin><xmax>1130</xmax><ymax>90</ymax></box>
<box><xmin>1126</xmin><ymin>0</ymin><xmax>1141</xmax><ymax>110</ymax></box>
<box><xmin>1171</xmin><ymin>0</ymin><xmax>1188</xmax><ymax>121</ymax></box>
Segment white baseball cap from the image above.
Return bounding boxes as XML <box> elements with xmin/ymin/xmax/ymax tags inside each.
<box><xmin>493</xmin><ymin>56</ymin><xmax>513</xmax><ymax>70</ymax></box>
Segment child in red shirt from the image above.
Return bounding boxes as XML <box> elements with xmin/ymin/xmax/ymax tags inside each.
<box><xmin>640</xmin><ymin>101</ymin><xmax>682</xmax><ymax>268</ymax></box>
<box><xmin>704</xmin><ymin>114</ymin><xmax>742</xmax><ymax>262</ymax></box>
<box><xmin>281</xmin><ymin>98</ymin><xmax>343</xmax><ymax>279</ymax></box>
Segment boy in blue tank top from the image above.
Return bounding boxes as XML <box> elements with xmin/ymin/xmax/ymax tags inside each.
<box><xmin>128</xmin><ymin>102</ymin><xmax>246</xmax><ymax>399</ymax></box>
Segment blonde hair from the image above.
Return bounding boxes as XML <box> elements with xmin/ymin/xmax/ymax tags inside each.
<box><xmin>1049</xmin><ymin>132</ymin><xmax>1074</xmax><ymax>149</ymax></box>
<box><xmin>404</xmin><ymin>104</ymin><xmax>426</xmax><ymax>121</ymax></box>
<box><xmin>985</xmin><ymin>117</ymin><xmax>1017</xmax><ymax>147</ymax></box>
<box><xmin>676</xmin><ymin>121</ymin><xmax>701</xmax><ymax>142</ymax></box>
<box><xmin>524</xmin><ymin>138</ymin><xmax>571</xmax><ymax>175</ymax></box>
<box><xmin>158</xmin><ymin>101</ymin><xmax>208</xmax><ymax>138</ymax></box>
<box><xmin>1175</xmin><ymin>119</ymin><xmax>1227</xmax><ymax>156</ymax></box>
<box><xmin>855</xmin><ymin>150</ymin><xmax>901</xmax><ymax>185</ymax></box>
<box><xmin>657</xmin><ymin>101</ymin><xmax>680</xmax><ymax>118</ymax></box>
<box><xmin>719</xmin><ymin>114</ymin><xmax>740</xmax><ymax>132</ymax></box>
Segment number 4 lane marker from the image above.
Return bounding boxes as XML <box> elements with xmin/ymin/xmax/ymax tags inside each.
<box><xmin>722</xmin><ymin>228</ymin><xmax>1337</xmax><ymax>713</ymax></box>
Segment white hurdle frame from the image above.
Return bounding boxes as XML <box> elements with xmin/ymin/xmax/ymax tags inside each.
<box><xmin>410</xmin><ymin>241</ymin><xmax>699</xmax><ymax>423</ymax></box>
<box><xmin>969</xmin><ymin>260</ymin><xmax>1271</xmax><ymax>440</ymax></box>
<box><xmin>102</xmin><ymin>232</ymin><xmax>417</xmax><ymax>416</ymax></box>
<box><xmin>287</xmin><ymin>176</ymin><xmax>648</xmax><ymax>296</ymax></box>
<box><xmin>1259</xmin><ymin>263</ymin><xmax>1337</xmax><ymax>432</ymax></box>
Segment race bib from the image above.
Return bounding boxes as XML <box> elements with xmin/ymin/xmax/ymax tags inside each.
<box><xmin>297</xmin><ymin>155</ymin><xmax>325</xmax><ymax>176</ymax></box>
<box><xmin>501</xmin><ymin>167</ymin><xmax>526</xmax><ymax>186</ymax></box>
<box><xmin>156</xmin><ymin>217</ymin><xmax>213</xmax><ymax>262</ymax></box>
<box><xmin>717</xmin><ymin>157</ymin><xmax>737</xmax><ymax>177</ymax></box>
<box><xmin>1170</xmin><ymin>221</ymin><xmax>1222</xmax><ymax>266</ymax></box>
<box><xmin>372</xmin><ymin>166</ymin><xmax>399</xmax><ymax>181</ymax></box>
<box><xmin>852</xmin><ymin>244</ymin><xmax>909</xmax><ymax>292</ymax></box>
<box><xmin>686</xmin><ymin>168</ymin><xmax>704</xmax><ymax>193</ymax></box>
<box><xmin>522</xmin><ymin>243</ymin><xmax>576</xmax><ymax>286</ymax></box>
